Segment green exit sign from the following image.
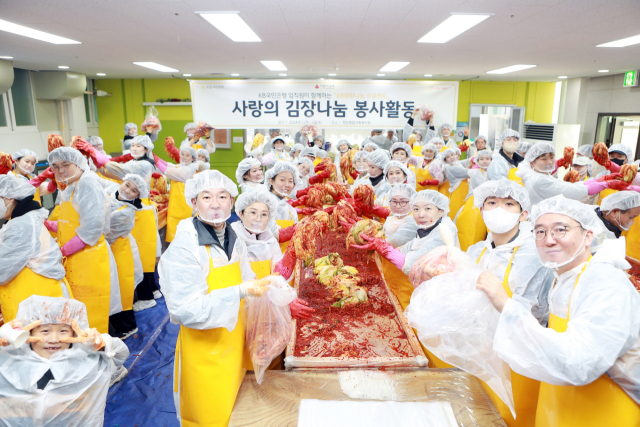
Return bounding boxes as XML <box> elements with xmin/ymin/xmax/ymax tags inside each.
<box><xmin>624</xmin><ymin>71</ymin><xmax>638</xmax><ymax>87</ymax></box>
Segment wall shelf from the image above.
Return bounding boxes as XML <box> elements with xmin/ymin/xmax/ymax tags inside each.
<box><xmin>142</xmin><ymin>102</ymin><xmax>192</xmax><ymax>106</ymax></box>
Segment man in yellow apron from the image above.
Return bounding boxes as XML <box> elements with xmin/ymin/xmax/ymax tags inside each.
<box><xmin>159</xmin><ymin>170</ymin><xmax>273</xmax><ymax>427</ymax></box>
<box><xmin>477</xmin><ymin>195</ymin><xmax>640</xmax><ymax>426</ymax></box>
<box><xmin>0</xmin><ymin>176</ymin><xmax>70</xmax><ymax>322</ymax></box>
<box><xmin>47</xmin><ymin>147</ymin><xmax>119</xmax><ymax>334</ymax></box>
<box><xmin>487</xmin><ymin>129</ymin><xmax>524</xmax><ymax>181</ymax></box>
<box><xmin>468</xmin><ymin>180</ymin><xmax>554</xmax><ymax>427</ymax></box>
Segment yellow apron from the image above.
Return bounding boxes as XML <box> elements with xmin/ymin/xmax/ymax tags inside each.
<box><xmin>12</xmin><ymin>171</ymin><xmax>40</xmax><ymax>206</ymax></box>
<box><xmin>412</xmin><ymin>144</ymin><xmax>423</xmax><ymax>156</ymax></box>
<box><xmin>0</xmin><ymin>268</ymin><xmax>69</xmax><ymax>323</ymax></box>
<box><xmin>625</xmin><ymin>220</ymin><xmax>640</xmax><ymax>261</ymax></box>
<box><xmin>276</xmin><ymin>210</ymin><xmax>296</xmax><ymax>254</ymax></box>
<box><xmin>47</xmin><ymin>204</ymin><xmax>61</xmax><ymax>239</ymax></box>
<box><xmin>476</xmin><ymin>247</ymin><xmax>541</xmax><ymax>427</ymax></box>
<box><xmin>456</xmin><ymin>196</ymin><xmax>488</xmax><ymax>252</ymax></box>
<box><xmin>535</xmin><ymin>260</ymin><xmax>640</xmax><ymax>427</ymax></box>
<box><xmin>508</xmin><ymin>168</ymin><xmax>524</xmax><ymax>187</ymax></box>
<box><xmin>58</xmin><ymin>190</ymin><xmax>111</xmax><ymax>333</ymax></box>
<box><xmin>441</xmin><ymin>179</ymin><xmax>469</xmax><ymax>220</ymax></box>
<box><xmin>438</xmin><ymin>180</ymin><xmax>450</xmax><ymax>197</ymax></box>
<box><xmin>597</xmin><ymin>188</ymin><xmax>618</xmax><ymax>206</ymax></box>
<box><xmin>192</xmin><ymin>143</ymin><xmax>204</xmax><ymax>150</ymax></box>
<box><xmin>97</xmin><ymin>171</ymin><xmax>121</xmax><ymax>184</ymax></box>
<box><xmin>313</xmin><ymin>157</ymin><xmax>321</xmax><ymax>167</ymax></box>
<box><xmin>131</xmin><ymin>207</ymin><xmax>158</xmax><ymax>273</ymax></box>
<box><xmin>110</xmin><ymin>233</ymin><xmax>136</xmax><ymax>312</ymax></box>
<box><xmin>415</xmin><ymin>163</ymin><xmax>439</xmax><ymax>192</ymax></box>
<box><xmin>166</xmin><ymin>181</ymin><xmax>193</xmax><ymax>243</ymax></box>
<box><xmin>174</xmin><ymin>248</ymin><xmax>247</xmax><ymax>427</ymax></box>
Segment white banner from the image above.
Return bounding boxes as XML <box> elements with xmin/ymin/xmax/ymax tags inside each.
<box><xmin>190</xmin><ymin>79</ymin><xmax>459</xmax><ymax>129</ymax></box>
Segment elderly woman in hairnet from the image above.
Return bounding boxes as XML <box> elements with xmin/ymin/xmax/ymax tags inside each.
<box><xmin>466</xmin><ymin>134</ymin><xmax>491</xmax><ymax>160</ymax></box>
<box><xmin>595</xmin><ymin>191</ymin><xmax>640</xmax><ymax>244</ymax></box>
<box><xmin>383</xmin><ymin>184</ymin><xmax>419</xmax><ymax>248</ymax></box>
<box><xmin>159</xmin><ymin>170</ymin><xmax>282</xmax><ymax>426</ymax></box>
<box><xmin>122</xmin><ymin>122</ymin><xmax>138</xmax><ymax>153</ymax></box>
<box><xmin>44</xmin><ymin>147</ymin><xmax>122</xmax><ymax>334</ymax></box>
<box><xmin>363</xmin><ymin>141</ymin><xmax>379</xmax><ymax>153</ymax></box>
<box><xmin>259</xmin><ymin>136</ymin><xmax>292</xmax><ymax>168</ymax></box>
<box><xmin>414</xmin><ymin>142</ymin><xmax>444</xmax><ymax>192</ymax></box>
<box><xmin>236</xmin><ymin>158</ymin><xmax>265</xmax><ymax>194</ymax></box>
<box><xmin>263</xmin><ymin>162</ymin><xmax>299</xmax><ymax>252</ymax></box>
<box><xmin>0</xmin><ymin>295</ymin><xmax>130</xmax><ymax>426</ymax></box>
<box><xmin>477</xmin><ymin>195</ymin><xmax>640</xmax><ymax>426</ymax></box>
<box><xmin>310</xmin><ymin>134</ymin><xmax>328</xmax><ymax>157</ymax></box>
<box><xmin>487</xmin><ymin>129</ymin><xmax>525</xmax><ymax>181</ymax></box>
<box><xmin>439</xmin><ymin>123</ymin><xmax>457</xmax><ymax>149</ymax></box>
<box><xmin>0</xmin><ymin>176</ymin><xmax>70</xmax><ymax>323</ymax></box>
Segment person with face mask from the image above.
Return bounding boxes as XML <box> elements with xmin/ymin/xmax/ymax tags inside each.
<box><xmin>159</xmin><ymin>170</ymin><xmax>277</xmax><ymax>427</ymax></box>
<box><xmin>45</xmin><ymin>147</ymin><xmax>120</xmax><ymax>334</ymax></box>
<box><xmin>349</xmin><ymin>151</ymin><xmax>371</xmax><ymax>193</ymax></box>
<box><xmin>263</xmin><ymin>161</ymin><xmax>299</xmax><ymax>253</ymax></box>
<box><xmin>9</xmin><ymin>149</ymin><xmax>45</xmax><ymax>204</ymax></box>
<box><xmin>259</xmin><ymin>136</ymin><xmax>291</xmax><ymax>169</ymax></box>
<box><xmin>439</xmin><ymin>147</ymin><xmax>471</xmax><ymax>220</ymax></box>
<box><xmin>0</xmin><ymin>295</ymin><xmax>130</xmax><ymax>426</ymax></box>
<box><xmin>236</xmin><ymin>158</ymin><xmax>265</xmax><ymax>194</ymax></box>
<box><xmin>294</xmin><ymin>157</ymin><xmax>314</xmax><ymax>193</ymax></box>
<box><xmin>0</xmin><ymin>176</ymin><xmax>69</xmax><ymax>323</ymax></box>
<box><xmin>477</xmin><ymin>195</ymin><xmax>640</xmax><ymax>426</ymax></box>
<box><xmin>376</xmin><ymin>161</ymin><xmax>412</xmax><ymax>207</ymax></box>
<box><xmin>595</xmin><ymin>191</ymin><xmax>640</xmax><ymax>242</ymax></box>
<box><xmin>487</xmin><ymin>129</ymin><xmax>524</xmax><ymax>181</ymax></box>
<box><xmin>383</xmin><ymin>184</ymin><xmax>419</xmax><ymax>248</ymax></box>
<box><xmin>415</xmin><ymin>142</ymin><xmax>444</xmax><ymax>192</ymax></box>
<box><xmin>391</xmin><ymin>142</ymin><xmax>418</xmax><ymax>183</ymax></box>
<box><xmin>439</xmin><ymin>123</ymin><xmax>457</xmax><ymax>149</ymax></box>
<box><xmin>468</xmin><ymin>180</ymin><xmax>555</xmax><ymax>426</ymax></box>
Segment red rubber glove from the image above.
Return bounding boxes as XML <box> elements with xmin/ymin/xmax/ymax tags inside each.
<box><xmin>278</xmin><ymin>224</ymin><xmax>297</xmax><ymax>243</ymax></box>
<box><xmin>289</xmin><ymin>298</ymin><xmax>315</xmax><ymax>320</ymax></box>
<box><xmin>164</xmin><ymin>137</ymin><xmax>181</xmax><ymax>163</ymax></box>
<box><xmin>459</xmin><ymin>144</ymin><xmax>469</xmax><ymax>152</ymax></box>
<box><xmin>295</xmin><ymin>207</ymin><xmax>317</xmax><ymax>216</ymax></box>
<box><xmin>365</xmin><ymin>205</ymin><xmax>391</xmax><ymax>219</ymax></box>
<box><xmin>110</xmin><ymin>153</ymin><xmax>134</xmax><ymax>164</ymax></box>
<box><xmin>152</xmin><ymin>172</ymin><xmax>164</xmax><ymax>179</ymax></box>
<box><xmin>289</xmin><ymin>198</ymin><xmax>307</xmax><ymax>207</ymax></box>
<box><xmin>29</xmin><ymin>167</ymin><xmax>55</xmax><ymax>188</ymax></box>
<box><xmin>608</xmin><ymin>180</ymin><xmax>631</xmax><ymax>191</ymax></box>
<box><xmin>296</xmin><ymin>187</ymin><xmax>311</xmax><ymax>198</ymax></box>
<box><xmin>309</xmin><ymin>170</ymin><xmax>330</xmax><ymax>185</ymax></box>
<box><xmin>350</xmin><ymin>234</ymin><xmax>405</xmax><ymax>270</ymax></box>
<box><xmin>44</xmin><ymin>220</ymin><xmax>58</xmax><ymax>233</ymax></box>
<box><xmin>274</xmin><ymin>245</ymin><xmax>296</xmax><ymax>279</ymax></box>
<box><xmin>60</xmin><ymin>235</ymin><xmax>86</xmax><ymax>257</ymax></box>
<box><xmin>350</xmin><ymin>170</ymin><xmax>359</xmax><ymax>180</ymax></box>
<box><xmin>314</xmin><ymin>162</ymin><xmax>327</xmax><ymax>173</ymax></box>
<box><xmin>47</xmin><ymin>179</ymin><xmax>58</xmax><ymax>193</ymax></box>
<box><xmin>419</xmin><ymin>179</ymin><xmax>439</xmax><ymax>187</ymax></box>
<box><xmin>76</xmin><ymin>140</ymin><xmax>110</xmax><ymax>168</ymax></box>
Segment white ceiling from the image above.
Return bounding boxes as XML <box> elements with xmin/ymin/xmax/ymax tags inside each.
<box><xmin>1</xmin><ymin>0</ymin><xmax>640</xmax><ymax>82</ymax></box>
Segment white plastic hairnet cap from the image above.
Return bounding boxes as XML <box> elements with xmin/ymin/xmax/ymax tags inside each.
<box><xmin>525</xmin><ymin>142</ymin><xmax>555</xmax><ymax>164</ymax></box>
<box><xmin>185</xmin><ymin>170</ymin><xmax>238</xmax><ymax>205</ymax></box>
<box><xmin>272</xmin><ymin>136</ymin><xmax>286</xmax><ymax>147</ymax></box>
<box><xmin>123</xmin><ymin>173</ymin><xmax>149</xmax><ymax>199</ymax></box>
<box><xmin>475</xmin><ymin>135</ymin><xmax>488</xmax><ymax>144</ymax></box>
<box><xmin>473</xmin><ymin>179</ymin><xmax>531</xmax><ymax>212</ymax></box>
<box><xmin>265</xmin><ymin>161</ymin><xmax>300</xmax><ymax>190</ymax></box>
<box><xmin>601</xmin><ymin>191</ymin><xmax>640</xmax><ymax>212</ymax></box>
<box><xmin>337</xmin><ymin>139</ymin><xmax>350</xmax><ymax>149</ymax></box>
<box><xmin>529</xmin><ymin>194</ymin><xmax>603</xmax><ymax>235</ymax></box>
<box><xmin>313</xmin><ymin>134</ymin><xmax>324</xmax><ymax>142</ymax></box>
<box><xmin>384</xmin><ymin>160</ymin><xmax>411</xmax><ymax>178</ymax></box>
<box><xmin>180</xmin><ymin>145</ymin><xmax>197</xmax><ymax>163</ymax></box>
<box><xmin>517</xmin><ymin>141</ymin><xmax>532</xmax><ymax>153</ymax></box>
<box><xmin>12</xmin><ymin>149</ymin><xmax>38</xmax><ymax>162</ymax></box>
<box><xmin>236</xmin><ymin>158</ymin><xmax>261</xmax><ymax>184</ymax></box>
<box><xmin>391</xmin><ymin>142</ymin><xmax>411</xmax><ymax>157</ymax></box>
<box><xmin>572</xmin><ymin>156</ymin><xmax>591</xmax><ymax>166</ymax></box>
<box><xmin>87</xmin><ymin>136</ymin><xmax>104</xmax><ymax>148</ymax></box>
<box><xmin>368</xmin><ymin>150</ymin><xmax>390</xmax><ymax>170</ymax></box>
<box><xmin>421</xmin><ymin>143</ymin><xmax>437</xmax><ymax>156</ymax></box>
<box><xmin>439</xmin><ymin>123</ymin><xmax>453</xmax><ymax>133</ymax></box>
<box><xmin>386</xmin><ymin>183</ymin><xmax>417</xmax><ymax>200</ymax></box>
<box><xmin>196</xmin><ymin>148</ymin><xmax>210</xmax><ymax>162</ymax></box>
<box><xmin>292</xmin><ymin>143</ymin><xmax>304</xmax><ymax>154</ymax></box>
<box><xmin>48</xmin><ymin>147</ymin><xmax>89</xmax><ymax>172</ymax></box>
<box><xmin>410</xmin><ymin>189</ymin><xmax>450</xmax><ymax>215</ymax></box>
<box><xmin>184</xmin><ymin>122</ymin><xmax>197</xmax><ymax>133</ymax></box>
<box><xmin>428</xmin><ymin>137</ymin><xmax>444</xmax><ymax>145</ymax></box>
<box><xmin>476</xmin><ymin>149</ymin><xmax>493</xmax><ymax>159</ymax></box>
<box><xmin>234</xmin><ymin>189</ymin><xmax>279</xmax><ymax>218</ymax></box>
<box><xmin>442</xmin><ymin>147</ymin><xmax>458</xmax><ymax>159</ymax></box>
<box><xmin>131</xmin><ymin>134</ymin><xmax>154</xmax><ymax>160</ymax></box>
<box><xmin>609</xmin><ymin>143</ymin><xmax>633</xmax><ymax>159</ymax></box>
<box><xmin>296</xmin><ymin>156</ymin><xmax>314</xmax><ymax>171</ymax></box>
<box><xmin>354</xmin><ymin>151</ymin><xmax>369</xmax><ymax>163</ymax></box>
<box><xmin>364</xmin><ymin>142</ymin><xmax>379</xmax><ymax>151</ymax></box>
<box><xmin>0</xmin><ymin>174</ymin><xmax>37</xmax><ymax>200</ymax></box>
<box><xmin>499</xmin><ymin>129</ymin><xmax>520</xmax><ymax>141</ymax></box>
<box><xmin>577</xmin><ymin>144</ymin><xmax>594</xmax><ymax>159</ymax></box>
<box><xmin>16</xmin><ymin>295</ymin><xmax>90</xmax><ymax>330</ymax></box>
<box><xmin>124</xmin><ymin>123</ymin><xmax>138</xmax><ymax>134</ymax></box>
<box><xmin>300</xmin><ymin>147</ymin><xmax>316</xmax><ymax>158</ymax></box>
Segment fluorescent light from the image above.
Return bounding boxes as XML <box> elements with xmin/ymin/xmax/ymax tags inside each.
<box><xmin>379</xmin><ymin>62</ymin><xmax>409</xmax><ymax>72</ymax></box>
<box><xmin>598</xmin><ymin>69</ymin><xmax>609</xmax><ymax>73</ymax></box>
<box><xmin>97</xmin><ymin>73</ymin><xmax>106</xmax><ymax>76</ymax></box>
<box><xmin>424</xmin><ymin>74</ymin><xmax>433</xmax><ymax>77</ymax></box>
<box><xmin>598</xmin><ymin>34</ymin><xmax>640</xmax><ymax>48</ymax></box>
<box><xmin>133</xmin><ymin>62</ymin><xmax>178</xmax><ymax>72</ymax></box>
<box><xmin>328</xmin><ymin>73</ymin><xmax>336</xmax><ymax>76</ymax></box>
<box><xmin>0</xmin><ymin>19</ymin><xmax>81</xmax><ymax>44</ymax></box>
<box><xmin>377</xmin><ymin>74</ymin><xmax>385</xmax><ymax>77</ymax></box>
<box><xmin>418</xmin><ymin>14</ymin><xmax>492</xmax><ymax>43</ymax></box>
<box><xmin>486</xmin><ymin>64</ymin><xmax>536</xmax><ymax>74</ymax></box>
<box><xmin>320</xmin><ymin>78</ymin><xmax>325</xmax><ymax>80</ymax></box>
<box><xmin>0</xmin><ymin>56</ymin><xmax>13</xmax><ymax>59</ymax></box>
<box><xmin>558</xmin><ymin>76</ymin><xmax>567</xmax><ymax>79</ymax></box>
<box><xmin>279</xmin><ymin>73</ymin><xmax>287</xmax><ymax>76</ymax></box>
<box><xmin>197</xmin><ymin>12</ymin><xmax>261</xmax><ymax>42</ymax></box>
<box><xmin>261</xmin><ymin>61</ymin><xmax>287</xmax><ymax>71</ymax></box>
<box><xmin>183</xmin><ymin>74</ymin><xmax>191</xmax><ymax>77</ymax></box>
<box><xmin>231</xmin><ymin>73</ymin><xmax>240</xmax><ymax>76</ymax></box>
<box><xmin>58</xmin><ymin>65</ymin><xmax>69</xmax><ymax>69</ymax></box>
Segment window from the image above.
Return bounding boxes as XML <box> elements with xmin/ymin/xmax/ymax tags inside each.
<box><xmin>0</xmin><ymin>68</ymin><xmax>38</xmax><ymax>133</ymax></box>
<box><xmin>84</xmin><ymin>79</ymin><xmax>98</xmax><ymax>126</ymax></box>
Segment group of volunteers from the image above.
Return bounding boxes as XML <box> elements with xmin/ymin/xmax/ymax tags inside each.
<box><xmin>2</xmin><ymin>104</ymin><xmax>640</xmax><ymax>427</ymax></box>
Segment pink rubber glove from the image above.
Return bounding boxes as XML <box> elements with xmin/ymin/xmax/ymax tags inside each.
<box><xmin>289</xmin><ymin>298</ymin><xmax>315</xmax><ymax>320</ymax></box>
<box><xmin>627</xmin><ymin>186</ymin><xmax>640</xmax><ymax>193</ymax></box>
<box><xmin>350</xmin><ymin>234</ymin><xmax>406</xmax><ymax>270</ymax></box>
<box><xmin>153</xmin><ymin>154</ymin><xmax>168</xmax><ymax>173</ymax></box>
<box><xmin>44</xmin><ymin>220</ymin><xmax>58</xmax><ymax>233</ymax></box>
<box><xmin>583</xmin><ymin>178</ymin><xmax>608</xmax><ymax>195</ymax></box>
<box><xmin>60</xmin><ymin>235</ymin><xmax>86</xmax><ymax>257</ymax></box>
<box><xmin>76</xmin><ymin>140</ymin><xmax>110</xmax><ymax>168</ymax></box>
<box><xmin>274</xmin><ymin>246</ymin><xmax>296</xmax><ymax>279</ymax></box>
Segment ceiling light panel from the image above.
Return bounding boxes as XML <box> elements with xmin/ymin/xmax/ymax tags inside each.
<box><xmin>597</xmin><ymin>34</ymin><xmax>640</xmax><ymax>48</ymax></box>
<box><xmin>133</xmin><ymin>62</ymin><xmax>178</xmax><ymax>72</ymax></box>
<box><xmin>261</xmin><ymin>61</ymin><xmax>287</xmax><ymax>71</ymax></box>
<box><xmin>197</xmin><ymin>12</ymin><xmax>261</xmax><ymax>42</ymax></box>
<box><xmin>486</xmin><ymin>64</ymin><xmax>536</xmax><ymax>74</ymax></box>
<box><xmin>379</xmin><ymin>62</ymin><xmax>409</xmax><ymax>72</ymax></box>
<box><xmin>0</xmin><ymin>19</ymin><xmax>80</xmax><ymax>44</ymax></box>
<box><xmin>418</xmin><ymin>14</ymin><xmax>492</xmax><ymax>44</ymax></box>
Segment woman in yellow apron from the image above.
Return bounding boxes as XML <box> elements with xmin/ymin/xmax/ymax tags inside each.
<box><xmin>47</xmin><ymin>147</ymin><xmax>120</xmax><ymax>335</ymax></box>
<box><xmin>0</xmin><ymin>176</ymin><xmax>70</xmax><ymax>322</ymax></box>
<box><xmin>11</xmin><ymin>149</ymin><xmax>46</xmax><ymax>205</ymax></box>
<box><xmin>414</xmin><ymin>142</ymin><xmax>443</xmax><ymax>192</ymax></box>
<box><xmin>265</xmin><ymin>161</ymin><xmax>299</xmax><ymax>254</ymax></box>
<box><xmin>440</xmin><ymin>148</ymin><xmax>470</xmax><ymax>220</ymax></box>
<box><xmin>455</xmin><ymin>150</ymin><xmax>492</xmax><ymax>251</ymax></box>
<box><xmin>478</xmin><ymin>195</ymin><xmax>640</xmax><ymax>427</ymax></box>
<box><xmin>259</xmin><ymin>136</ymin><xmax>292</xmax><ymax>169</ymax></box>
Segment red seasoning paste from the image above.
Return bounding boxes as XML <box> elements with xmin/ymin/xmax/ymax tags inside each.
<box><xmin>294</xmin><ymin>230</ymin><xmax>414</xmax><ymax>359</ymax></box>
<box><xmin>627</xmin><ymin>257</ymin><xmax>640</xmax><ymax>291</ymax></box>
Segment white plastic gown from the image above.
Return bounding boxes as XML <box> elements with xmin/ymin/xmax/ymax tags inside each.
<box><xmin>260</xmin><ymin>150</ymin><xmax>291</xmax><ymax>169</ymax></box>
<box><xmin>442</xmin><ymin>163</ymin><xmax>469</xmax><ymax>193</ymax></box>
<box><xmin>384</xmin><ymin>214</ymin><xmax>418</xmax><ymax>248</ymax></box>
<box><xmin>104</xmin><ymin>159</ymin><xmax>154</xmax><ymax>185</ymax></box>
<box><xmin>105</xmin><ymin>196</ymin><xmax>144</xmax><ymax>287</ymax></box>
<box><xmin>494</xmin><ymin>238</ymin><xmax>640</xmax><ymax>404</ymax></box>
<box><xmin>158</xmin><ymin>218</ymin><xmax>256</xmax><ymax>330</ymax></box>
<box><xmin>0</xmin><ymin>208</ymin><xmax>66</xmax><ymax>287</ymax></box>
<box><xmin>267</xmin><ymin>196</ymin><xmax>299</xmax><ymax>239</ymax></box>
<box><xmin>516</xmin><ymin>164</ymin><xmax>589</xmax><ymax>205</ymax></box>
<box><xmin>466</xmin><ymin>168</ymin><xmax>489</xmax><ymax>200</ymax></box>
<box><xmin>239</xmin><ymin>181</ymin><xmax>263</xmax><ymax>194</ymax></box>
<box><xmin>180</xmin><ymin>138</ymin><xmax>216</xmax><ymax>154</ymax></box>
<box><xmin>416</xmin><ymin>159</ymin><xmax>444</xmax><ymax>183</ymax></box>
<box><xmin>359</xmin><ymin>177</ymin><xmax>391</xmax><ymax>200</ymax></box>
<box><xmin>467</xmin><ymin>222</ymin><xmax>554</xmax><ymax>325</ymax></box>
<box><xmin>163</xmin><ymin>162</ymin><xmax>199</xmax><ymax>183</ymax></box>
<box><xmin>399</xmin><ymin>217</ymin><xmax>459</xmax><ymax>275</ymax></box>
<box><xmin>402</xmin><ymin>122</ymin><xmax>437</xmax><ymax>146</ymax></box>
<box><xmin>230</xmin><ymin>222</ymin><xmax>283</xmax><ymax>273</ymax></box>
<box><xmin>487</xmin><ymin>154</ymin><xmax>516</xmax><ymax>181</ymax></box>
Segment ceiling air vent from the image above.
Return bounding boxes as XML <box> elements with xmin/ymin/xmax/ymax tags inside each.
<box><xmin>523</xmin><ymin>124</ymin><xmax>555</xmax><ymax>142</ymax></box>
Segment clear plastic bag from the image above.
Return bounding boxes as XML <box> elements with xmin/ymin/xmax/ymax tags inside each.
<box><xmin>141</xmin><ymin>106</ymin><xmax>162</xmax><ymax>133</ymax></box>
<box><xmin>418</xmin><ymin>105</ymin><xmax>434</xmax><ymax>122</ymax></box>
<box><xmin>244</xmin><ymin>275</ymin><xmax>296</xmax><ymax>384</ymax></box>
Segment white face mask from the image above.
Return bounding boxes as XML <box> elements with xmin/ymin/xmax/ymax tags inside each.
<box><xmin>196</xmin><ymin>207</ymin><xmax>230</xmax><ymax>226</ymax></box>
<box><xmin>538</xmin><ymin>231</ymin><xmax>588</xmax><ymax>270</ymax></box>
<box><xmin>417</xmin><ymin>214</ymin><xmax>441</xmax><ymax>230</ymax></box>
<box><xmin>616</xmin><ymin>211</ymin><xmax>632</xmax><ymax>231</ymax></box>
<box><xmin>58</xmin><ymin>167</ymin><xmax>81</xmax><ymax>185</ymax></box>
<box><xmin>533</xmin><ymin>164</ymin><xmax>555</xmax><ymax>175</ymax></box>
<box><xmin>503</xmin><ymin>142</ymin><xmax>519</xmax><ymax>153</ymax></box>
<box><xmin>272</xmin><ymin>187</ymin><xmax>289</xmax><ymax>199</ymax></box>
<box><xmin>17</xmin><ymin>163</ymin><xmax>35</xmax><ymax>174</ymax></box>
<box><xmin>482</xmin><ymin>208</ymin><xmax>521</xmax><ymax>234</ymax></box>
<box><xmin>243</xmin><ymin>220</ymin><xmax>267</xmax><ymax>234</ymax></box>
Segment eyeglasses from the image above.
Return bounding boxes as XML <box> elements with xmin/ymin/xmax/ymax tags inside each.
<box><xmin>532</xmin><ymin>225</ymin><xmax>581</xmax><ymax>241</ymax></box>
<box><xmin>390</xmin><ymin>200</ymin><xmax>409</xmax><ymax>207</ymax></box>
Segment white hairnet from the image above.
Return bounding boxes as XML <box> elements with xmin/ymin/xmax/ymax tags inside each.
<box><xmin>268</xmin><ymin>128</ymin><xmax>280</xmax><ymax>134</ymax></box>
<box><xmin>391</xmin><ymin>142</ymin><xmax>412</xmax><ymax>157</ymax></box>
<box><xmin>337</xmin><ymin>139</ymin><xmax>350</xmax><ymax>149</ymax></box>
<box><xmin>474</xmin><ymin>135</ymin><xmax>488</xmax><ymax>145</ymax></box>
<box><xmin>271</xmin><ymin>136</ymin><xmax>286</xmax><ymax>147</ymax></box>
<box><xmin>439</xmin><ymin>123</ymin><xmax>453</xmax><ymax>134</ymax></box>
<box><xmin>384</xmin><ymin>160</ymin><xmax>410</xmax><ymax>179</ymax></box>
<box><xmin>87</xmin><ymin>136</ymin><xmax>104</xmax><ymax>148</ymax></box>
<box><xmin>300</xmin><ymin>147</ymin><xmax>316</xmax><ymax>158</ymax></box>
<box><xmin>442</xmin><ymin>147</ymin><xmax>458</xmax><ymax>160</ymax></box>
<box><xmin>572</xmin><ymin>156</ymin><xmax>591</xmax><ymax>166</ymax></box>
<box><xmin>368</xmin><ymin>150</ymin><xmax>390</xmax><ymax>170</ymax></box>
<box><xmin>529</xmin><ymin>195</ymin><xmax>603</xmax><ymax>235</ymax></box>
<box><xmin>524</xmin><ymin>142</ymin><xmax>555</xmax><ymax>164</ymax></box>
<box><xmin>354</xmin><ymin>151</ymin><xmax>369</xmax><ymax>163</ymax></box>
<box><xmin>264</xmin><ymin>161</ymin><xmax>300</xmax><ymax>191</ymax></box>
<box><xmin>296</xmin><ymin>156</ymin><xmax>314</xmax><ymax>172</ymax></box>
<box><xmin>386</xmin><ymin>183</ymin><xmax>417</xmax><ymax>200</ymax></box>
<box><xmin>517</xmin><ymin>141</ymin><xmax>532</xmax><ymax>154</ymax></box>
<box><xmin>577</xmin><ymin>144</ymin><xmax>594</xmax><ymax>159</ymax></box>
<box><xmin>0</xmin><ymin>174</ymin><xmax>37</xmax><ymax>200</ymax></box>
<box><xmin>180</xmin><ymin>145</ymin><xmax>197</xmax><ymax>163</ymax></box>
<box><xmin>124</xmin><ymin>123</ymin><xmax>137</xmax><ymax>134</ymax></box>
<box><xmin>609</xmin><ymin>143</ymin><xmax>633</xmax><ymax>159</ymax></box>
<box><xmin>313</xmin><ymin>134</ymin><xmax>324</xmax><ymax>142</ymax></box>
<box><xmin>235</xmin><ymin>189</ymin><xmax>278</xmax><ymax>218</ymax></box>
<box><xmin>123</xmin><ymin>173</ymin><xmax>149</xmax><ymax>199</ymax></box>
<box><xmin>500</xmin><ymin>129</ymin><xmax>520</xmax><ymax>141</ymax></box>
<box><xmin>473</xmin><ymin>179</ymin><xmax>532</xmax><ymax>212</ymax></box>
<box><xmin>236</xmin><ymin>158</ymin><xmax>261</xmax><ymax>185</ymax></box>
<box><xmin>410</xmin><ymin>190</ymin><xmax>450</xmax><ymax>215</ymax></box>
<box><xmin>12</xmin><ymin>149</ymin><xmax>38</xmax><ymax>162</ymax></box>
<box><xmin>131</xmin><ymin>134</ymin><xmax>154</xmax><ymax>160</ymax></box>
<box><xmin>196</xmin><ymin>148</ymin><xmax>210</xmax><ymax>163</ymax></box>
<box><xmin>421</xmin><ymin>143</ymin><xmax>437</xmax><ymax>156</ymax></box>
<box><xmin>601</xmin><ymin>191</ymin><xmax>640</xmax><ymax>212</ymax></box>
<box><xmin>476</xmin><ymin>149</ymin><xmax>493</xmax><ymax>159</ymax></box>
<box><xmin>48</xmin><ymin>147</ymin><xmax>89</xmax><ymax>172</ymax></box>
<box><xmin>16</xmin><ymin>295</ymin><xmax>90</xmax><ymax>330</ymax></box>
<box><xmin>364</xmin><ymin>142</ymin><xmax>379</xmax><ymax>151</ymax></box>
<box><xmin>427</xmin><ymin>137</ymin><xmax>444</xmax><ymax>146</ymax></box>
<box><xmin>291</xmin><ymin>143</ymin><xmax>304</xmax><ymax>154</ymax></box>
<box><xmin>184</xmin><ymin>122</ymin><xmax>197</xmax><ymax>133</ymax></box>
<box><xmin>185</xmin><ymin>170</ymin><xmax>238</xmax><ymax>205</ymax></box>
